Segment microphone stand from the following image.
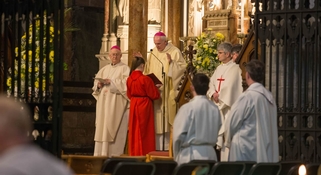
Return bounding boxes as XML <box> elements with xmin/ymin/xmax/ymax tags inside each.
<box><xmin>150</xmin><ymin>49</ymin><xmax>166</xmax><ymax>151</ymax></box>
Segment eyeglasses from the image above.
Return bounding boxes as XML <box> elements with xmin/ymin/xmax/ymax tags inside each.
<box><xmin>110</xmin><ymin>53</ymin><xmax>121</xmax><ymax>57</ymax></box>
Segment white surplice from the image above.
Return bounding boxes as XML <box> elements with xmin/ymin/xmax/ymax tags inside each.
<box><xmin>173</xmin><ymin>96</ymin><xmax>221</xmax><ymax>165</ymax></box>
<box><xmin>224</xmin><ymin>82</ymin><xmax>279</xmax><ymax>162</ymax></box>
<box><xmin>145</xmin><ymin>43</ymin><xmax>187</xmax><ymax>150</ymax></box>
<box><xmin>207</xmin><ymin>60</ymin><xmax>243</xmax><ymax>161</ymax></box>
<box><xmin>92</xmin><ymin>62</ymin><xmax>130</xmax><ymax>156</ymax></box>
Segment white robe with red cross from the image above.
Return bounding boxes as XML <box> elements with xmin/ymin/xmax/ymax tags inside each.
<box><xmin>207</xmin><ymin>59</ymin><xmax>243</xmax><ymax>161</ymax></box>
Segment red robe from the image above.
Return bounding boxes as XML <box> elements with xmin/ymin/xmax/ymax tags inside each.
<box><xmin>127</xmin><ymin>70</ymin><xmax>160</xmax><ymax>156</ymax></box>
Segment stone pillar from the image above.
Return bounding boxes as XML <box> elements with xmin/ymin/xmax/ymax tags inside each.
<box><xmin>128</xmin><ymin>0</ymin><xmax>148</xmax><ymax>67</ymax></box>
<box><xmin>172</xmin><ymin>0</ymin><xmax>181</xmax><ymax>48</ymax></box>
<box><xmin>167</xmin><ymin>0</ymin><xmax>173</xmax><ymax>41</ymax></box>
<box><xmin>95</xmin><ymin>0</ymin><xmax>111</xmax><ymax>69</ymax></box>
<box><xmin>228</xmin><ymin>0</ymin><xmax>238</xmax><ymax>44</ymax></box>
<box><xmin>244</xmin><ymin>0</ymin><xmax>250</xmax><ymax>34</ymax></box>
<box><xmin>117</xmin><ymin>25</ymin><xmax>129</xmax><ymax>51</ymax></box>
<box><xmin>161</xmin><ymin>0</ymin><xmax>166</xmax><ymax>32</ymax></box>
<box><xmin>104</xmin><ymin>0</ymin><xmax>109</xmax><ymax>34</ymax></box>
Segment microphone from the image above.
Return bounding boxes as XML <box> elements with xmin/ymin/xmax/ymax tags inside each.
<box><xmin>150</xmin><ymin>49</ymin><xmax>164</xmax><ymax>77</ymax></box>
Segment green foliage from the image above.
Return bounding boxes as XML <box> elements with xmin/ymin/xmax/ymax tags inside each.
<box><xmin>193</xmin><ymin>31</ymin><xmax>225</xmax><ymax>76</ymax></box>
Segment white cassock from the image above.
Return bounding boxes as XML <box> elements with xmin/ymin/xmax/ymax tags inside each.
<box><xmin>224</xmin><ymin>82</ymin><xmax>279</xmax><ymax>162</ymax></box>
<box><xmin>92</xmin><ymin>62</ymin><xmax>130</xmax><ymax>157</ymax></box>
<box><xmin>173</xmin><ymin>96</ymin><xmax>221</xmax><ymax>165</ymax></box>
<box><xmin>207</xmin><ymin>59</ymin><xmax>243</xmax><ymax>161</ymax></box>
<box><xmin>145</xmin><ymin>43</ymin><xmax>187</xmax><ymax>150</ymax></box>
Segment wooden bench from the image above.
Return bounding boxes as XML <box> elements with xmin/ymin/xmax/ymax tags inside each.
<box><xmin>62</xmin><ymin>155</ymin><xmax>108</xmax><ymax>175</ymax></box>
<box><xmin>146</xmin><ymin>151</ymin><xmax>173</xmax><ymax>162</ymax></box>
<box><xmin>111</xmin><ymin>155</ymin><xmax>147</xmax><ymax>162</ymax></box>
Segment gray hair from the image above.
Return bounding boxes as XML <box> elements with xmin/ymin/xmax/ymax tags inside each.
<box><xmin>156</xmin><ymin>35</ymin><xmax>168</xmax><ymax>42</ymax></box>
<box><xmin>217</xmin><ymin>42</ymin><xmax>233</xmax><ymax>53</ymax></box>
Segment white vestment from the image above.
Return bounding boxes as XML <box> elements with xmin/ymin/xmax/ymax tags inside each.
<box><xmin>92</xmin><ymin>62</ymin><xmax>130</xmax><ymax>156</ymax></box>
<box><xmin>173</xmin><ymin>96</ymin><xmax>221</xmax><ymax>165</ymax></box>
<box><xmin>145</xmin><ymin>43</ymin><xmax>187</xmax><ymax>150</ymax></box>
<box><xmin>207</xmin><ymin>60</ymin><xmax>242</xmax><ymax>161</ymax></box>
<box><xmin>224</xmin><ymin>82</ymin><xmax>279</xmax><ymax>162</ymax></box>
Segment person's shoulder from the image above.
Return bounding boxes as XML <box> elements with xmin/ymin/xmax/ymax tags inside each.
<box><xmin>202</xmin><ymin>98</ymin><xmax>219</xmax><ymax>110</ymax></box>
<box><xmin>98</xmin><ymin>64</ymin><xmax>110</xmax><ymax>72</ymax></box>
<box><xmin>178</xmin><ymin>101</ymin><xmax>193</xmax><ymax>112</ymax></box>
<box><xmin>234</xmin><ymin>91</ymin><xmax>248</xmax><ymax>103</ymax></box>
<box><xmin>228</xmin><ymin>62</ymin><xmax>241</xmax><ymax>69</ymax></box>
<box><xmin>167</xmin><ymin>43</ymin><xmax>180</xmax><ymax>52</ymax></box>
<box><xmin>118</xmin><ymin>62</ymin><xmax>130</xmax><ymax>69</ymax></box>
<box><xmin>228</xmin><ymin>63</ymin><xmax>242</xmax><ymax>73</ymax></box>
<box><xmin>28</xmin><ymin>146</ymin><xmax>74</xmax><ymax>174</ymax></box>
<box><xmin>0</xmin><ymin>144</ymin><xmax>73</xmax><ymax>175</ymax></box>
<box><xmin>118</xmin><ymin>62</ymin><xmax>127</xmax><ymax>66</ymax></box>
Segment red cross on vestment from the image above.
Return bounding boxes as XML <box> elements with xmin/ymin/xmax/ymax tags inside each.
<box><xmin>216</xmin><ymin>75</ymin><xmax>225</xmax><ymax>93</ymax></box>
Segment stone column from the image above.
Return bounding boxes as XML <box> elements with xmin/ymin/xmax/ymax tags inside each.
<box><xmin>95</xmin><ymin>0</ymin><xmax>111</xmax><ymax>69</ymax></box>
<box><xmin>104</xmin><ymin>0</ymin><xmax>109</xmax><ymax>34</ymax></box>
<box><xmin>172</xmin><ymin>0</ymin><xmax>181</xmax><ymax>48</ymax></box>
<box><xmin>161</xmin><ymin>0</ymin><xmax>166</xmax><ymax>32</ymax></box>
<box><xmin>167</xmin><ymin>0</ymin><xmax>173</xmax><ymax>41</ymax></box>
<box><xmin>128</xmin><ymin>0</ymin><xmax>148</xmax><ymax>67</ymax></box>
<box><xmin>244</xmin><ymin>0</ymin><xmax>250</xmax><ymax>34</ymax></box>
<box><xmin>228</xmin><ymin>0</ymin><xmax>238</xmax><ymax>44</ymax></box>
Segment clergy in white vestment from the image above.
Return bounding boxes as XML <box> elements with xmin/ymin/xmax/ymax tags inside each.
<box><xmin>207</xmin><ymin>42</ymin><xmax>243</xmax><ymax>161</ymax></box>
<box><xmin>173</xmin><ymin>73</ymin><xmax>221</xmax><ymax>165</ymax></box>
<box><xmin>144</xmin><ymin>32</ymin><xmax>187</xmax><ymax>150</ymax></box>
<box><xmin>92</xmin><ymin>45</ymin><xmax>130</xmax><ymax>156</ymax></box>
<box><xmin>224</xmin><ymin>59</ymin><xmax>279</xmax><ymax>162</ymax></box>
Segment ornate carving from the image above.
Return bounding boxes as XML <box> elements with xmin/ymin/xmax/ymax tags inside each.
<box><xmin>301</xmin><ymin>133</ymin><xmax>315</xmax><ymax>161</ymax></box>
<box><xmin>286</xmin><ymin>132</ymin><xmax>298</xmax><ymax>159</ymax></box>
<box><xmin>85</xmin><ymin>161</ymin><xmax>94</xmax><ymax>172</ymax></box>
<box><xmin>257</xmin><ymin>16</ymin><xmax>271</xmax><ymax>46</ymax></box>
<box><xmin>302</xmin><ymin>14</ymin><xmax>316</xmax><ymax>43</ymax></box>
<box><xmin>48</xmin><ymin>106</ymin><xmax>53</xmax><ymax>121</ymax></box>
<box><xmin>288</xmin><ymin>15</ymin><xmax>300</xmax><ymax>45</ymax></box>
<box><xmin>175</xmin><ymin>38</ymin><xmax>197</xmax><ymax>108</ymax></box>
<box><xmin>208</xmin><ymin>20</ymin><xmax>228</xmax><ymax>28</ymax></box>
<box><xmin>272</xmin><ymin>15</ymin><xmax>285</xmax><ymax>45</ymax></box>
<box><xmin>278</xmin><ymin>116</ymin><xmax>283</xmax><ymax>127</ymax></box>
<box><xmin>203</xmin><ymin>9</ymin><xmax>231</xmax><ymax>18</ymax></box>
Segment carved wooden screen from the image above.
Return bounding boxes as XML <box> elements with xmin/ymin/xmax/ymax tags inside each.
<box><xmin>0</xmin><ymin>0</ymin><xmax>64</xmax><ymax>156</ymax></box>
<box><xmin>254</xmin><ymin>0</ymin><xmax>321</xmax><ymax>162</ymax></box>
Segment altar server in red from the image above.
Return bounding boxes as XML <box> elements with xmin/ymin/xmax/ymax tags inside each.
<box><xmin>127</xmin><ymin>56</ymin><xmax>161</xmax><ymax>156</ymax></box>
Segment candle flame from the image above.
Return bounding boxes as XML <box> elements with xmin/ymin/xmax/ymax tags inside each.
<box><xmin>298</xmin><ymin>165</ymin><xmax>306</xmax><ymax>175</ymax></box>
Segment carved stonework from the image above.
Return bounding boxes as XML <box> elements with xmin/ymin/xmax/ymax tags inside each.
<box><xmin>148</xmin><ymin>0</ymin><xmax>161</xmax><ymax>24</ymax></box>
<box><xmin>188</xmin><ymin>0</ymin><xmax>203</xmax><ymax>36</ymax></box>
<box><xmin>203</xmin><ymin>9</ymin><xmax>230</xmax><ymax>18</ymax></box>
<box><xmin>203</xmin><ymin>9</ymin><xmax>236</xmax><ymax>42</ymax></box>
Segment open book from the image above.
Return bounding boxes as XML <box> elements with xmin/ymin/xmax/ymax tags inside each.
<box><xmin>147</xmin><ymin>73</ymin><xmax>163</xmax><ymax>85</ymax></box>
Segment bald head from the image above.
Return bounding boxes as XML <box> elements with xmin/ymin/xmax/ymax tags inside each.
<box><xmin>0</xmin><ymin>95</ymin><xmax>32</xmax><ymax>153</ymax></box>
